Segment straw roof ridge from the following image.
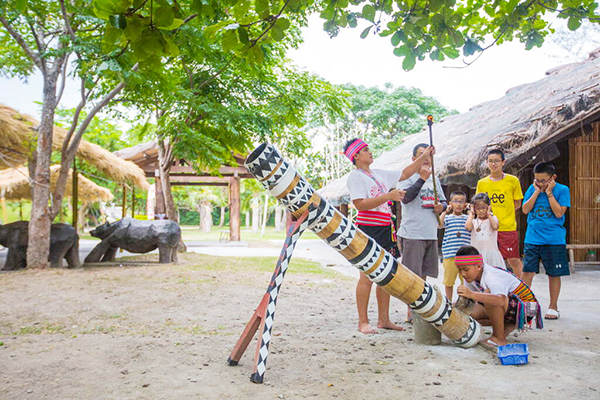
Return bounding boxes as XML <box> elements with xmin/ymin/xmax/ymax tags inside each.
<box><xmin>0</xmin><ymin>165</ymin><xmax>114</xmax><ymax>203</ymax></box>
<box><xmin>0</xmin><ymin>104</ymin><xmax>148</xmax><ymax>189</ymax></box>
<box><xmin>113</xmin><ymin>140</ymin><xmax>158</xmax><ymax>160</ymax></box>
<box><xmin>319</xmin><ymin>48</ymin><xmax>600</xmax><ymax>203</ymax></box>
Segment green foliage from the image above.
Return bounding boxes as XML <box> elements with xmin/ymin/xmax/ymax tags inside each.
<box><xmin>321</xmin><ymin>0</ymin><xmax>600</xmax><ymax>70</ymax></box>
<box><xmin>302</xmin><ymin>83</ymin><xmax>457</xmax><ymax>187</ymax></box>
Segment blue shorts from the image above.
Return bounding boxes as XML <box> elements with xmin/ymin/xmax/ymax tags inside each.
<box><xmin>523</xmin><ymin>244</ymin><xmax>570</xmax><ymax>277</ymax></box>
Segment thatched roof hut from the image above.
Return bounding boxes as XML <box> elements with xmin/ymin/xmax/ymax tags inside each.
<box><xmin>0</xmin><ymin>166</ymin><xmax>113</xmax><ymax>203</ymax></box>
<box><xmin>319</xmin><ymin>48</ymin><xmax>600</xmax><ymax>205</ymax></box>
<box><xmin>0</xmin><ymin>104</ymin><xmax>148</xmax><ymax>189</ymax></box>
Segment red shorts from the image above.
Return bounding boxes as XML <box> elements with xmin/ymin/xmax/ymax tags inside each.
<box><xmin>497</xmin><ymin>230</ymin><xmax>520</xmax><ymax>259</ymax></box>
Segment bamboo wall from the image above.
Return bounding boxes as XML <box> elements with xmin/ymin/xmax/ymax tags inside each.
<box><xmin>569</xmin><ymin>121</ymin><xmax>600</xmax><ymax>261</ymax></box>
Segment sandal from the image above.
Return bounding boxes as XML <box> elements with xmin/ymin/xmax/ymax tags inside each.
<box><xmin>481</xmin><ymin>339</ymin><xmax>500</xmax><ymax>348</ymax></box>
<box><xmin>545</xmin><ymin>309</ymin><xmax>560</xmax><ymax>320</ymax></box>
<box><xmin>404</xmin><ymin>318</ymin><xmax>413</xmax><ymax>324</ymax></box>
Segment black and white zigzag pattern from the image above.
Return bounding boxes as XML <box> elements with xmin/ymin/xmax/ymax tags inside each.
<box><xmin>251</xmin><ymin>214</ymin><xmax>310</xmax><ymax>383</ymax></box>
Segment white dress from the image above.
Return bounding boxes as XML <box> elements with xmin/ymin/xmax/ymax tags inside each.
<box><xmin>470</xmin><ymin>216</ymin><xmax>506</xmax><ymax>269</ymax></box>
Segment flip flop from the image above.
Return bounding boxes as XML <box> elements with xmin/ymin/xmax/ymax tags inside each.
<box><xmin>545</xmin><ymin>309</ymin><xmax>560</xmax><ymax>320</ymax></box>
<box><xmin>480</xmin><ymin>339</ymin><xmax>500</xmax><ymax>348</ymax></box>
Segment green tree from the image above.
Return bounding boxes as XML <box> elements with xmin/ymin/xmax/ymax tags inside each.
<box><xmin>302</xmin><ymin>83</ymin><xmax>456</xmax><ymax>187</ymax></box>
<box><xmin>322</xmin><ymin>0</ymin><xmax>599</xmax><ymax>70</ymax></box>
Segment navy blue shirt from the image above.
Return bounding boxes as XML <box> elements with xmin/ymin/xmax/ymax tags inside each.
<box><xmin>524</xmin><ymin>182</ymin><xmax>570</xmax><ymax>245</ymax></box>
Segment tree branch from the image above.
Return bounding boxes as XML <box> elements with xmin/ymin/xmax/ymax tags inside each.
<box><xmin>50</xmin><ymin>63</ymin><xmax>139</xmax><ymax>218</ymax></box>
<box><xmin>197</xmin><ymin>0</ymin><xmax>291</xmax><ymax>90</ymax></box>
<box><xmin>0</xmin><ymin>16</ymin><xmax>44</xmax><ymax>71</ymax></box>
<box><xmin>55</xmin><ymin>53</ymin><xmax>70</xmax><ymax>105</ymax></box>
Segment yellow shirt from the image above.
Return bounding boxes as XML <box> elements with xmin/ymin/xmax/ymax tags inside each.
<box><xmin>476</xmin><ymin>174</ymin><xmax>524</xmax><ymax>232</ymax></box>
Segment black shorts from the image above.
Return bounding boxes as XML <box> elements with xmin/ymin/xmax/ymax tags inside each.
<box><xmin>357</xmin><ymin>224</ymin><xmax>400</xmax><ymax>258</ymax></box>
<box><xmin>523</xmin><ymin>244</ymin><xmax>570</xmax><ymax>277</ymax></box>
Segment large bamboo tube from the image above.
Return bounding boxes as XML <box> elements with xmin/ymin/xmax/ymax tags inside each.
<box><xmin>245</xmin><ymin>143</ymin><xmax>481</xmax><ymax>347</ymax></box>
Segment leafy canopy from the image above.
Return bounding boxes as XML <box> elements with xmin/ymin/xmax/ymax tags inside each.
<box><xmin>320</xmin><ymin>0</ymin><xmax>599</xmax><ymax>70</ymax></box>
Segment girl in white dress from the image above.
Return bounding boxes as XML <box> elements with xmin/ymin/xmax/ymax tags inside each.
<box><xmin>465</xmin><ymin>193</ymin><xmax>507</xmax><ymax>269</ymax></box>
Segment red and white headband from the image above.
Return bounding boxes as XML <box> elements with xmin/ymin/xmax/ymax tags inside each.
<box><xmin>455</xmin><ymin>255</ymin><xmax>483</xmax><ymax>266</ymax></box>
<box><xmin>344</xmin><ymin>139</ymin><xmax>368</xmax><ymax>161</ymax></box>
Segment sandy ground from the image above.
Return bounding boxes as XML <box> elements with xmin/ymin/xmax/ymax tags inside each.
<box><xmin>1</xmin><ymin>243</ymin><xmax>599</xmax><ymax>400</ymax></box>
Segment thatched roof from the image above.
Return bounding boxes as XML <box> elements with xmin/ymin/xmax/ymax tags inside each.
<box><xmin>0</xmin><ymin>104</ymin><xmax>148</xmax><ymax>189</ymax></box>
<box><xmin>0</xmin><ymin>166</ymin><xmax>114</xmax><ymax>203</ymax></box>
<box><xmin>320</xmin><ymin>48</ymin><xmax>600</xmax><ymax>205</ymax></box>
<box><xmin>113</xmin><ymin>140</ymin><xmax>158</xmax><ymax>163</ymax></box>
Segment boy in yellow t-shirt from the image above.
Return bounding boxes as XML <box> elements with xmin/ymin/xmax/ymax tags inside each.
<box><xmin>476</xmin><ymin>149</ymin><xmax>524</xmax><ymax>277</ymax></box>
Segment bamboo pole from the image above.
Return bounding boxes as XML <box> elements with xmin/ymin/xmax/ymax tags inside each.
<box><xmin>131</xmin><ymin>186</ymin><xmax>135</xmax><ymax>218</ymax></box>
<box><xmin>245</xmin><ymin>143</ymin><xmax>481</xmax><ymax>348</ymax></box>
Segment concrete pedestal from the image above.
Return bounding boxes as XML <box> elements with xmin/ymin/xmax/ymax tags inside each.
<box><xmin>413</xmin><ymin>312</ymin><xmax>442</xmax><ymax>345</ymax></box>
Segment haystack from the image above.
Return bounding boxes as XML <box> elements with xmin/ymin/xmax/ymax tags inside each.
<box><xmin>0</xmin><ymin>166</ymin><xmax>113</xmax><ymax>203</ymax></box>
<box><xmin>0</xmin><ymin>104</ymin><xmax>148</xmax><ymax>189</ymax></box>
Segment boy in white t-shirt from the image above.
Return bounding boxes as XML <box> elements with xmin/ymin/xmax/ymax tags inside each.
<box><xmin>344</xmin><ymin>138</ymin><xmax>433</xmax><ymax>334</ymax></box>
<box><xmin>455</xmin><ymin>245</ymin><xmax>543</xmax><ymax>346</ymax></box>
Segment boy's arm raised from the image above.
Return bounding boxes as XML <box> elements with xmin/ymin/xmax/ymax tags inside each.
<box><xmin>399</xmin><ymin>146</ymin><xmax>434</xmax><ymax>181</ymax></box>
<box><xmin>546</xmin><ymin>180</ymin><xmax>567</xmax><ymax>218</ymax></box>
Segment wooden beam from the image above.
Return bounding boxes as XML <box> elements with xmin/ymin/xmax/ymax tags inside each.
<box><xmin>169</xmin><ymin>175</ymin><xmax>230</xmax><ymax>183</ymax></box>
<box><xmin>131</xmin><ymin>186</ymin><xmax>135</xmax><ymax>218</ymax></box>
<box><xmin>229</xmin><ymin>176</ymin><xmax>241</xmax><ymax>241</ymax></box>
<box><xmin>168</xmin><ymin>165</ymin><xmax>250</xmax><ymax>175</ymax></box>
<box><xmin>72</xmin><ymin>158</ymin><xmax>78</xmax><ymax>229</ymax></box>
<box><xmin>122</xmin><ymin>184</ymin><xmax>127</xmax><ymax>219</ymax></box>
<box><xmin>171</xmin><ymin>182</ymin><xmax>229</xmax><ymax>186</ymax></box>
<box><xmin>154</xmin><ymin>170</ymin><xmax>166</xmax><ymax>216</ymax></box>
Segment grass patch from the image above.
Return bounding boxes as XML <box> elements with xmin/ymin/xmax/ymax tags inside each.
<box><xmin>79</xmin><ymin>226</ymin><xmax>320</xmax><ymax>243</ymax></box>
<box><xmin>178</xmin><ymin>226</ymin><xmax>320</xmax><ymax>242</ymax></box>
<box><xmin>12</xmin><ymin>322</ymin><xmax>67</xmax><ymax>336</ymax></box>
<box><xmin>173</xmin><ymin>324</ymin><xmax>234</xmax><ymax>336</ymax></box>
<box><xmin>180</xmin><ymin>253</ymin><xmax>341</xmax><ymax>278</ymax></box>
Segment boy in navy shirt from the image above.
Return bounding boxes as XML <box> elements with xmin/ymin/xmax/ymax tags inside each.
<box><xmin>521</xmin><ymin>162</ymin><xmax>571</xmax><ymax>320</ymax></box>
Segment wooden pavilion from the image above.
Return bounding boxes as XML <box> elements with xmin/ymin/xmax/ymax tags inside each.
<box><xmin>319</xmin><ymin>48</ymin><xmax>600</xmax><ymax>262</ymax></box>
<box><xmin>114</xmin><ymin>141</ymin><xmax>253</xmax><ymax>241</ymax></box>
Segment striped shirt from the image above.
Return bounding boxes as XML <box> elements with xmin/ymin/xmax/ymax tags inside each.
<box><xmin>356</xmin><ymin>210</ymin><xmax>392</xmax><ymax>226</ymax></box>
<box><xmin>441</xmin><ymin>214</ymin><xmax>471</xmax><ymax>259</ymax></box>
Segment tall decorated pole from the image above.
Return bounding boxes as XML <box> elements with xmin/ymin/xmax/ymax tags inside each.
<box><xmin>427</xmin><ymin>115</ymin><xmax>442</xmax><ymax>225</ymax></box>
<box><xmin>230</xmin><ymin>143</ymin><xmax>482</xmax><ymax>383</ymax></box>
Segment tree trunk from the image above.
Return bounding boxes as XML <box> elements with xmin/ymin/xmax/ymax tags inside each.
<box><xmin>251</xmin><ymin>194</ymin><xmax>260</xmax><ymax>233</ymax></box>
<box><xmin>261</xmin><ymin>192</ymin><xmax>269</xmax><ymax>236</ymax></box>
<box><xmin>198</xmin><ymin>201</ymin><xmax>213</xmax><ymax>233</ymax></box>
<box><xmin>218</xmin><ymin>206</ymin><xmax>225</xmax><ymax>227</ymax></box>
<box><xmin>245</xmin><ymin>211</ymin><xmax>250</xmax><ymax>228</ymax></box>
<box><xmin>158</xmin><ymin>137</ymin><xmax>186</xmax><ymax>252</ymax></box>
<box><xmin>26</xmin><ymin>71</ymin><xmax>60</xmax><ymax>269</ymax></box>
<box><xmin>274</xmin><ymin>204</ymin><xmax>285</xmax><ymax>231</ymax></box>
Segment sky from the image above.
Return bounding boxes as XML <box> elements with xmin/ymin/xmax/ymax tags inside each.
<box><xmin>287</xmin><ymin>16</ymin><xmax>569</xmax><ymax>114</ymax></box>
<box><xmin>0</xmin><ymin>15</ymin><xmax>581</xmax><ymax>120</ymax></box>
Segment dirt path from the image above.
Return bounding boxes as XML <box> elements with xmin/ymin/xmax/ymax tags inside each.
<box><xmin>1</xmin><ymin>253</ymin><xmax>599</xmax><ymax>399</ymax></box>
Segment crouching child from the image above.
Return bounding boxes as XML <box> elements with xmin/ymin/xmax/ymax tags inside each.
<box><xmin>455</xmin><ymin>245</ymin><xmax>543</xmax><ymax>347</ymax></box>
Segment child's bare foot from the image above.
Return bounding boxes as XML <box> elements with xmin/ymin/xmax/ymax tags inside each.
<box><xmin>358</xmin><ymin>322</ymin><xmax>378</xmax><ymax>334</ymax></box>
<box><xmin>481</xmin><ymin>335</ymin><xmax>507</xmax><ymax>347</ymax></box>
<box><xmin>377</xmin><ymin>321</ymin><xmax>405</xmax><ymax>331</ymax></box>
